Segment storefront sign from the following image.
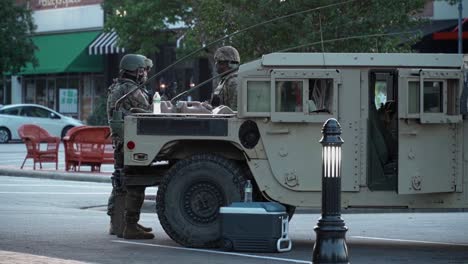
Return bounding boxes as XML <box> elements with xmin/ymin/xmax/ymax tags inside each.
<box><xmin>59</xmin><ymin>88</ymin><xmax>78</xmax><ymax>113</ymax></box>
<box><xmin>31</xmin><ymin>0</ymin><xmax>103</xmax><ymax>10</ymax></box>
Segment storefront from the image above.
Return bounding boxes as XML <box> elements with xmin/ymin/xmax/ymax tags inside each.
<box><xmin>19</xmin><ymin>31</ymin><xmax>105</xmax><ymax>121</ymax></box>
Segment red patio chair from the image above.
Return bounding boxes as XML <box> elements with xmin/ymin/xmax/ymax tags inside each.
<box><xmin>64</xmin><ymin>126</ymin><xmax>112</xmax><ymax>172</ymax></box>
<box><xmin>18</xmin><ymin>124</ymin><xmax>60</xmax><ymax>170</ymax></box>
<box><xmin>63</xmin><ymin>126</ymin><xmax>86</xmax><ymax>171</ymax></box>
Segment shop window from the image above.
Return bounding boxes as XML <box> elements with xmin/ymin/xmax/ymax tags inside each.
<box><xmin>47</xmin><ymin>79</ymin><xmax>56</xmax><ymax>110</ymax></box>
<box><xmin>275</xmin><ymin>80</ymin><xmax>303</xmax><ymax>112</ymax></box>
<box><xmin>25</xmin><ymin>80</ymin><xmax>35</xmax><ymax>104</ymax></box>
<box><xmin>36</xmin><ymin>79</ymin><xmax>47</xmax><ymax>106</ymax></box>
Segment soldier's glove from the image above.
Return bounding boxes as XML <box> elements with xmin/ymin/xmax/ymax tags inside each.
<box><xmin>130</xmin><ymin>107</ymin><xmax>151</xmax><ymax>113</ymax></box>
<box><xmin>201</xmin><ymin>101</ymin><xmax>213</xmax><ymax>111</ymax></box>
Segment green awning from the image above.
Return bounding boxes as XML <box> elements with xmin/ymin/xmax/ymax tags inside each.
<box><xmin>20</xmin><ymin>31</ymin><xmax>104</xmax><ymax>75</ymax></box>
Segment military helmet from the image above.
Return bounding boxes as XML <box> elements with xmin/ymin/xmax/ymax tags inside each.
<box><xmin>214</xmin><ymin>46</ymin><xmax>240</xmax><ymax>63</ymax></box>
<box><xmin>120</xmin><ymin>54</ymin><xmax>147</xmax><ymax>72</ymax></box>
<box><xmin>144</xmin><ymin>57</ymin><xmax>153</xmax><ymax>69</ymax></box>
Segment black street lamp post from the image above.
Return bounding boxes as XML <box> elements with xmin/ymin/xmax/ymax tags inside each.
<box><xmin>312</xmin><ymin>118</ymin><xmax>349</xmax><ymax>264</ymax></box>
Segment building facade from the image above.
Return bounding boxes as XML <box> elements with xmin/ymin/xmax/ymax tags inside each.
<box><xmin>4</xmin><ymin>0</ymin><xmax>119</xmax><ymax>122</ymax></box>
<box><xmin>2</xmin><ymin>0</ymin><xmax>208</xmax><ymax>121</ymax></box>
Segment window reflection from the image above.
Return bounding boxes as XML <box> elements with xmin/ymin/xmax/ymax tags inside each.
<box><xmin>424</xmin><ymin>81</ymin><xmax>443</xmax><ymax>113</ymax></box>
<box><xmin>275</xmin><ymin>81</ymin><xmax>303</xmax><ymax>112</ymax></box>
<box><xmin>308</xmin><ymin>79</ymin><xmax>333</xmax><ymax>114</ymax></box>
<box><xmin>407</xmin><ymin>81</ymin><xmax>444</xmax><ymax>114</ymax></box>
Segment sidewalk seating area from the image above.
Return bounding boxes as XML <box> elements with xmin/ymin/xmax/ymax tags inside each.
<box><xmin>18</xmin><ymin>125</ymin><xmax>114</xmax><ymax>172</ymax></box>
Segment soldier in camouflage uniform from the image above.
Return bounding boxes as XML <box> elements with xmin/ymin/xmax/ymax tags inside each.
<box><xmin>210</xmin><ymin>46</ymin><xmax>240</xmax><ymax>110</ymax></box>
<box><xmin>106</xmin><ymin>54</ymin><xmax>154</xmax><ymax>239</ymax></box>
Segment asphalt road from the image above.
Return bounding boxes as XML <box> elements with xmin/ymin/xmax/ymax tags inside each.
<box><xmin>0</xmin><ymin>176</ymin><xmax>467</xmax><ymax>264</ymax></box>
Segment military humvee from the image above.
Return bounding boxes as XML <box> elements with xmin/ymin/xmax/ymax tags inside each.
<box><xmin>116</xmin><ymin>52</ymin><xmax>468</xmax><ymax>248</ymax></box>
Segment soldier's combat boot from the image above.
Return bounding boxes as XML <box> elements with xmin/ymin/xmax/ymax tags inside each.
<box><xmin>109</xmin><ymin>222</ymin><xmax>115</xmax><ymax>235</ymax></box>
<box><xmin>109</xmin><ymin>189</ymin><xmax>126</xmax><ymax>237</ymax></box>
<box><xmin>123</xmin><ymin>223</ymin><xmax>155</xmax><ymax>239</ymax></box>
<box><xmin>137</xmin><ymin>223</ymin><xmax>152</xmax><ymax>232</ymax></box>
<box><xmin>123</xmin><ymin>186</ymin><xmax>154</xmax><ymax>239</ymax></box>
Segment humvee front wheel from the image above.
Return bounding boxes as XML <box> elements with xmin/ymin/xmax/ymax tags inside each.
<box><xmin>156</xmin><ymin>154</ymin><xmax>245</xmax><ymax>248</ymax></box>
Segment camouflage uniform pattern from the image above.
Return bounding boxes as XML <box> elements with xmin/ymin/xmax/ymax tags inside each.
<box><xmin>106</xmin><ymin>78</ymin><xmax>151</xmax><ymax>122</ymax></box>
<box><xmin>106</xmin><ymin>77</ymin><xmax>152</xmax><ymax>238</ymax></box>
<box><xmin>211</xmin><ymin>72</ymin><xmax>238</xmax><ymax>110</ymax></box>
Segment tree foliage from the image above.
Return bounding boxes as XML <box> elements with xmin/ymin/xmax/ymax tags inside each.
<box><xmin>0</xmin><ymin>0</ymin><xmax>37</xmax><ymax>74</ymax></box>
<box><xmin>102</xmin><ymin>0</ymin><xmax>190</xmax><ymax>55</ymax></box>
<box><xmin>183</xmin><ymin>0</ymin><xmax>427</xmax><ymax>61</ymax></box>
<box><xmin>104</xmin><ymin>0</ymin><xmax>427</xmax><ymax>62</ymax></box>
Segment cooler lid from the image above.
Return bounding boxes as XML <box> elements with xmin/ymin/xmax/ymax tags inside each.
<box><xmin>220</xmin><ymin>202</ymin><xmax>286</xmax><ymax>214</ymax></box>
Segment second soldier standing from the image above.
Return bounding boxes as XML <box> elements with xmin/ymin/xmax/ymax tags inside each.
<box><xmin>210</xmin><ymin>46</ymin><xmax>240</xmax><ymax>110</ymax></box>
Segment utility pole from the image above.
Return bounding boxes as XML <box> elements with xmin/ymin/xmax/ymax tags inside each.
<box><xmin>459</xmin><ymin>0</ymin><xmax>463</xmax><ymax>54</ymax></box>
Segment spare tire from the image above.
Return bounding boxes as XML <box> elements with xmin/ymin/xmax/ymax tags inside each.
<box><xmin>156</xmin><ymin>153</ymin><xmax>246</xmax><ymax>248</ymax></box>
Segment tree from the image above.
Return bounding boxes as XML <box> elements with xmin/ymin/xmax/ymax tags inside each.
<box><xmin>104</xmin><ymin>0</ymin><xmax>427</xmax><ymax>63</ymax></box>
<box><xmin>0</xmin><ymin>0</ymin><xmax>37</xmax><ymax>74</ymax></box>
<box><xmin>101</xmin><ymin>0</ymin><xmax>190</xmax><ymax>55</ymax></box>
<box><xmin>182</xmin><ymin>0</ymin><xmax>427</xmax><ymax>62</ymax></box>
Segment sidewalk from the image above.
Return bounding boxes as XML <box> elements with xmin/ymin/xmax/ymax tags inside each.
<box><xmin>0</xmin><ymin>143</ymin><xmax>111</xmax><ymax>183</ymax></box>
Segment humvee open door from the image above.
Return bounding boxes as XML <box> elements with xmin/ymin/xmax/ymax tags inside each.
<box><xmin>121</xmin><ymin>52</ymin><xmax>467</xmax><ymax>248</ymax></box>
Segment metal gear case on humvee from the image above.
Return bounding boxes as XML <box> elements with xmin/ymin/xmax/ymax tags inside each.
<box><xmin>115</xmin><ymin>52</ymin><xmax>468</xmax><ymax>248</ymax></box>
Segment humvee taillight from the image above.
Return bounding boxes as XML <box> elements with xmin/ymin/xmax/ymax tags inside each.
<box><xmin>127</xmin><ymin>141</ymin><xmax>135</xmax><ymax>150</ymax></box>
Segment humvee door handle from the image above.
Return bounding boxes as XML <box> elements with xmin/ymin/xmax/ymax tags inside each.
<box><xmin>266</xmin><ymin>129</ymin><xmax>290</xmax><ymax>135</ymax></box>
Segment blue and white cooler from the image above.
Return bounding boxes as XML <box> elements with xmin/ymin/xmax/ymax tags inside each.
<box><xmin>220</xmin><ymin>202</ymin><xmax>292</xmax><ymax>253</ymax></box>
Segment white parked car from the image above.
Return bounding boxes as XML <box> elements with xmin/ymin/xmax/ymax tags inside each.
<box><xmin>0</xmin><ymin>104</ymin><xmax>84</xmax><ymax>143</ymax></box>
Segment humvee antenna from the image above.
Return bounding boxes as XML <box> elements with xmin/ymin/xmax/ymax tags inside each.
<box><xmin>319</xmin><ymin>13</ymin><xmax>325</xmax><ymax>53</ymax></box>
<box><xmin>319</xmin><ymin>13</ymin><xmax>326</xmax><ymax>64</ymax></box>
<box><xmin>278</xmin><ymin>30</ymin><xmax>420</xmax><ymax>52</ymax></box>
<box><xmin>115</xmin><ymin>0</ymin><xmax>356</xmax><ymax>109</ymax></box>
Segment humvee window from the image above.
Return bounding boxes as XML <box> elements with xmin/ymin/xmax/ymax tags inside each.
<box><xmin>405</xmin><ymin>73</ymin><xmax>461</xmax><ymax>123</ymax></box>
<box><xmin>423</xmin><ymin>81</ymin><xmax>443</xmax><ymax>113</ymax></box>
<box><xmin>247</xmin><ymin>80</ymin><xmax>270</xmax><ymax>113</ymax></box>
<box><xmin>408</xmin><ymin>81</ymin><xmax>444</xmax><ymax>113</ymax></box>
<box><xmin>309</xmin><ymin>79</ymin><xmax>333</xmax><ymax>113</ymax></box>
<box><xmin>275</xmin><ymin>80</ymin><xmax>303</xmax><ymax>112</ymax></box>
<box><xmin>408</xmin><ymin>81</ymin><xmax>420</xmax><ymax>114</ymax></box>
<box><xmin>247</xmin><ymin>80</ymin><xmax>270</xmax><ymax>112</ymax></box>
<box><xmin>374</xmin><ymin>80</ymin><xmax>388</xmax><ymax>110</ymax></box>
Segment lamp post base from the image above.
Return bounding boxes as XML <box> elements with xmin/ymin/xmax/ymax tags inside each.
<box><xmin>312</xmin><ymin>217</ymin><xmax>349</xmax><ymax>264</ymax></box>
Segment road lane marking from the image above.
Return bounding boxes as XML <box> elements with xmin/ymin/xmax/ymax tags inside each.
<box><xmin>112</xmin><ymin>240</ymin><xmax>311</xmax><ymax>264</ymax></box>
<box><xmin>0</xmin><ymin>192</ymin><xmax>109</xmax><ymax>195</ymax></box>
<box><xmin>352</xmin><ymin>236</ymin><xmax>468</xmax><ymax>247</ymax></box>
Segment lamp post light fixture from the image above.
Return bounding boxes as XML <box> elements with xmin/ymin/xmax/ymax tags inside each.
<box><xmin>312</xmin><ymin>118</ymin><xmax>349</xmax><ymax>264</ymax></box>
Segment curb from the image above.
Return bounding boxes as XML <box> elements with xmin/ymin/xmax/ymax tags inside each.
<box><xmin>0</xmin><ymin>168</ymin><xmax>111</xmax><ymax>183</ymax></box>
